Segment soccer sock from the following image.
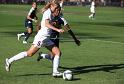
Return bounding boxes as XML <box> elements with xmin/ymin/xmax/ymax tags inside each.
<box><xmin>53</xmin><ymin>55</ymin><xmax>60</xmax><ymax>73</ymax></box>
<box><xmin>41</xmin><ymin>54</ymin><xmax>53</xmax><ymax>61</ymax></box>
<box><xmin>20</xmin><ymin>33</ymin><xmax>25</xmax><ymax>36</ymax></box>
<box><xmin>93</xmin><ymin>13</ymin><xmax>95</xmax><ymax>18</ymax></box>
<box><xmin>89</xmin><ymin>14</ymin><xmax>93</xmax><ymax>18</ymax></box>
<box><xmin>8</xmin><ymin>51</ymin><xmax>27</xmax><ymax>64</ymax></box>
<box><xmin>24</xmin><ymin>33</ymin><xmax>30</xmax><ymax>41</ymax></box>
<box><xmin>24</xmin><ymin>32</ymin><xmax>28</xmax><ymax>36</ymax></box>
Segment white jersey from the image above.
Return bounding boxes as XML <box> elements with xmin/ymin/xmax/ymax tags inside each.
<box><xmin>32</xmin><ymin>8</ymin><xmax>54</xmax><ymax>48</ymax></box>
<box><xmin>90</xmin><ymin>1</ymin><xmax>95</xmax><ymax>13</ymax></box>
<box><xmin>91</xmin><ymin>1</ymin><xmax>95</xmax><ymax>9</ymax></box>
<box><xmin>37</xmin><ymin>9</ymin><xmax>52</xmax><ymax>37</ymax></box>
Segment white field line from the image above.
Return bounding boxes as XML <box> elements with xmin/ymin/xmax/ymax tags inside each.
<box><xmin>60</xmin><ymin>38</ymin><xmax>124</xmax><ymax>45</ymax></box>
<box><xmin>85</xmin><ymin>39</ymin><xmax>124</xmax><ymax>45</ymax></box>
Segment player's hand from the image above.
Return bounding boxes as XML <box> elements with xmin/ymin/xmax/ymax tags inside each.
<box><xmin>58</xmin><ymin>29</ymin><xmax>64</xmax><ymax>33</ymax></box>
<box><xmin>32</xmin><ymin>19</ymin><xmax>37</xmax><ymax>23</ymax></box>
<box><xmin>34</xmin><ymin>20</ymin><xmax>38</xmax><ymax>23</ymax></box>
<box><xmin>75</xmin><ymin>39</ymin><xmax>81</xmax><ymax>46</ymax></box>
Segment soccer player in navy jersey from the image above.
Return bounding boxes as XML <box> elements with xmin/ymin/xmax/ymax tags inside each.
<box><xmin>17</xmin><ymin>2</ymin><xmax>38</xmax><ymax>44</ymax></box>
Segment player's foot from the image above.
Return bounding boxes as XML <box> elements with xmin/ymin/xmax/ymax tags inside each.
<box><xmin>17</xmin><ymin>34</ymin><xmax>22</xmax><ymax>41</ymax></box>
<box><xmin>89</xmin><ymin>16</ymin><xmax>91</xmax><ymax>19</ymax></box>
<box><xmin>23</xmin><ymin>41</ymin><xmax>27</xmax><ymax>44</ymax></box>
<box><xmin>52</xmin><ymin>71</ymin><xmax>63</xmax><ymax>77</ymax></box>
<box><xmin>37</xmin><ymin>52</ymin><xmax>43</xmax><ymax>61</ymax></box>
<box><xmin>5</xmin><ymin>58</ymin><xmax>11</xmax><ymax>72</ymax></box>
<box><xmin>91</xmin><ymin>18</ymin><xmax>95</xmax><ymax>20</ymax></box>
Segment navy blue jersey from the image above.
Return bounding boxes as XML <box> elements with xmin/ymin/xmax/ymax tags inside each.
<box><xmin>50</xmin><ymin>16</ymin><xmax>64</xmax><ymax>39</ymax></box>
<box><xmin>25</xmin><ymin>7</ymin><xmax>37</xmax><ymax>29</ymax></box>
<box><xmin>27</xmin><ymin>7</ymin><xmax>37</xmax><ymax>20</ymax></box>
<box><xmin>50</xmin><ymin>16</ymin><xmax>64</xmax><ymax>47</ymax></box>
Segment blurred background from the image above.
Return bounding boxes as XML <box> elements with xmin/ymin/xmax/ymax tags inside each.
<box><xmin>0</xmin><ymin>0</ymin><xmax>124</xmax><ymax>7</ymax></box>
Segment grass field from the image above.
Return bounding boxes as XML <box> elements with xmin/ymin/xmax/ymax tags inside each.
<box><xmin>0</xmin><ymin>4</ymin><xmax>124</xmax><ymax>84</ymax></box>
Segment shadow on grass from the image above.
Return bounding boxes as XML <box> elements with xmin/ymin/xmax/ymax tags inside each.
<box><xmin>0</xmin><ymin>31</ymin><xmax>116</xmax><ymax>40</ymax></box>
<box><xmin>15</xmin><ymin>63</ymin><xmax>124</xmax><ymax>81</ymax></box>
<box><xmin>59</xmin><ymin>63</ymin><xmax>124</xmax><ymax>75</ymax></box>
<box><xmin>74</xmin><ymin>21</ymin><xmax>124</xmax><ymax>27</ymax></box>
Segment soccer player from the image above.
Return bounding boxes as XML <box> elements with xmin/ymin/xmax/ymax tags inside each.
<box><xmin>52</xmin><ymin>0</ymin><xmax>80</xmax><ymax>45</ymax></box>
<box><xmin>5</xmin><ymin>2</ymin><xmax>64</xmax><ymax>77</ymax></box>
<box><xmin>89</xmin><ymin>0</ymin><xmax>96</xmax><ymax>20</ymax></box>
<box><xmin>17</xmin><ymin>2</ymin><xmax>38</xmax><ymax>44</ymax></box>
<box><xmin>37</xmin><ymin>1</ymin><xmax>80</xmax><ymax>62</ymax></box>
<box><xmin>37</xmin><ymin>5</ymin><xmax>64</xmax><ymax>61</ymax></box>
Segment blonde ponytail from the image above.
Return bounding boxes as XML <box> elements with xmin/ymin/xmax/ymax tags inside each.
<box><xmin>41</xmin><ymin>2</ymin><xmax>51</xmax><ymax>13</ymax></box>
<box><xmin>41</xmin><ymin>1</ymin><xmax>59</xmax><ymax>13</ymax></box>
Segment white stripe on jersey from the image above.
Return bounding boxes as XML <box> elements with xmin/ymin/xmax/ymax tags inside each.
<box><xmin>28</xmin><ymin>7</ymin><xmax>35</xmax><ymax>16</ymax></box>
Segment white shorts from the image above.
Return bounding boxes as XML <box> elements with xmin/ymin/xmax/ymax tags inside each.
<box><xmin>32</xmin><ymin>36</ymin><xmax>54</xmax><ymax>48</ymax></box>
<box><xmin>90</xmin><ymin>7</ymin><xmax>95</xmax><ymax>13</ymax></box>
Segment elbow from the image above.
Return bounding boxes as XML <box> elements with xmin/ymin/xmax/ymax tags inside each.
<box><xmin>45</xmin><ymin>23</ymin><xmax>49</xmax><ymax>28</ymax></box>
<box><xmin>27</xmin><ymin>16</ymin><xmax>30</xmax><ymax>20</ymax></box>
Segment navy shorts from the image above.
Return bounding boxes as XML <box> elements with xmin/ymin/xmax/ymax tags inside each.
<box><xmin>50</xmin><ymin>32</ymin><xmax>59</xmax><ymax>47</ymax></box>
<box><xmin>51</xmin><ymin>39</ymin><xmax>59</xmax><ymax>47</ymax></box>
<box><xmin>25</xmin><ymin>19</ymin><xmax>33</xmax><ymax>29</ymax></box>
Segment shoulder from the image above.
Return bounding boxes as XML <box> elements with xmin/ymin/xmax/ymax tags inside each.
<box><xmin>43</xmin><ymin>9</ymin><xmax>51</xmax><ymax>16</ymax></box>
<box><xmin>30</xmin><ymin>7</ymin><xmax>35</xmax><ymax>11</ymax></box>
<box><xmin>44</xmin><ymin>9</ymin><xmax>51</xmax><ymax>14</ymax></box>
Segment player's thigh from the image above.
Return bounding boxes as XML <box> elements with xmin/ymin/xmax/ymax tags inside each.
<box><xmin>27</xmin><ymin>44</ymin><xmax>39</xmax><ymax>57</ymax></box>
<box><xmin>27</xmin><ymin>28</ymin><xmax>33</xmax><ymax>33</ymax></box>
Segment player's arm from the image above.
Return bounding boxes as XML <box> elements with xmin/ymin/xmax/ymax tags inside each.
<box><xmin>64</xmin><ymin>24</ymin><xmax>81</xmax><ymax>46</ymax></box>
<box><xmin>45</xmin><ymin>19</ymin><xmax>64</xmax><ymax>33</ymax></box>
<box><xmin>27</xmin><ymin>8</ymin><xmax>37</xmax><ymax>22</ymax></box>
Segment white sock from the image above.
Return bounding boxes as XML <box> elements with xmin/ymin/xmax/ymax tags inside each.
<box><xmin>41</xmin><ymin>54</ymin><xmax>53</xmax><ymax>61</ymax></box>
<box><xmin>89</xmin><ymin>14</ymin><xmax>93</xmax><ymax>18</ymax></box>
<box><xmin>20</xmin><ymin>33</ymin><xmax>25</xmax><ymax>36</ymax></box>
<box><xmin>8</xmin><ymin>51</ymin><xmax>27</xmax><ymax>64</ymax></box>
<box><xmin>53</xmin><ymin>55</ymin><xmax>60</xmax><ymax>73</ymax></box>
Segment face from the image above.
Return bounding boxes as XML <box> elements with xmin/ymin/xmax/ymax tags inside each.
<box><xmin>32</xmin><ymin>2</ymin><xmax>37</xmax><ymax>8</ymax></box>
<box><xmin>50</xmin><ymin>4</ymin><xmax>58</xmax><ymax>13</ymax></box>
<box><xmin>52</xmin><ymin>7</ymin><xmax>60</xmax><ymax>17</ymax></box>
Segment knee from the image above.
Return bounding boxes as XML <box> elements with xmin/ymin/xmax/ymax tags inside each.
<box><xmin>27</xmin><ymin>52</ymin><xmax>34</xmax><ymax>57</ymax></box>
<box><xmin>56</xmin><ymin>51</ymin><xmax>62</xmax><ymax>57</ymax></box>
<box><xmin>28</xmin><ymin>32</ymin><xmax>32</xmax><ymax>35</ymax></box>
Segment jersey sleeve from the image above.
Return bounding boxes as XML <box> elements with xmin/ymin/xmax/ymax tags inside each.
<box><xmin>42</xmin><ymin>9</ymin><xmax>51</xmax><ymax>20</ymax></box>
<box><xmin>28</xmin><ymin>7</ymin><xmax>34</xmax><ymax>16</ymax></box>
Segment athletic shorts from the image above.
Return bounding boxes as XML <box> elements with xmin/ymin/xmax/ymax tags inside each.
<box><xmin>25</xmin><ymin>19</ymin><xmax>33</xmax><ymax>29</ymax></box>
<box><xmin>51</xmin><ymin>39</ymin><xmax>59</xmax><ymax>47</ymax></box>
<box><xmin>90</xmin><ymin>7</ymin><xmax>95</xmax><ymax>13</ymax></box>
<box><xmin>32</xmin><ymin>36</ymin><xmax>54</xmax><ymax>48</ymax></box>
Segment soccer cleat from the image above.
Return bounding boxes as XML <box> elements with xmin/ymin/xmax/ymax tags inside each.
<box><xmin>5</xmin><ymin>58</ymin><xmax>11</xmax><ymax>72</ymax></box>
<box><xmin>52</xmin><ymin>71</ymin><xmax>63</xmax><ymax>77</ymax></box>
<box><xmin>17</xmin><ymin>34</ymin><xmax>22</xmax><ymax>41</ymax></box>
<box><xmin>37</xmin><ymin>52</ymin><xmax>43</xmax><ymax>61</ymax></box>
<box><xmin>23</xmin><ymin>41</ymin><xmax>27</xmax><ymax>44</ymax></box>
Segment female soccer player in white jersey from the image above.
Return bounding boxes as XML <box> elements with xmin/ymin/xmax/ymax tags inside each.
<box><xmin>89</xmin><ymin>0</ymin><xmax>96</xmax><ymax>19</ymax></box>
<box><xmin>17</xmin><ymin>2</ymin><xmax>38</xmax><ymax>44</ymax></box>
<box><xmin>5</xmin><ymin>2</ymin><xmax>64</xmax><ymax>77</ymax></box>
<box><xmin>37</xmin><ymin>3</ymin><xmax>80</xmax><ymax>62</ymax></box>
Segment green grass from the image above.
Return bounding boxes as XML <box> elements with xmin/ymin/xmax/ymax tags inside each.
<box><xmin>0</xmin><ymin>5</ymin><xmax>124</xmax><ymax>84</ymax></box>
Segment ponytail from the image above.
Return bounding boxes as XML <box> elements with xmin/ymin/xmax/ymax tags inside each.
<box><xmin>41</xmin><ymin>2</ymin><xmax>51</xmax><ymax>13</ymax></box>
<box><xmin>41</xmin><ymin>1</ymin><xmax>59</xmax><ymax>13</ymax></box>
